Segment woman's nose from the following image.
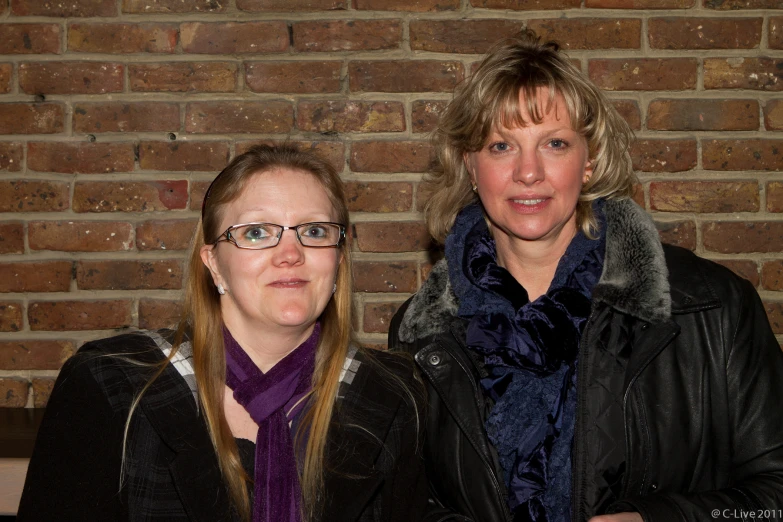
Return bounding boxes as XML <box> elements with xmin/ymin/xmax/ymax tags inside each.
<box><xmin>272</xmin><ymin>229</ymin><xmax>305</xmax><ymax>265</ymax></box>
<box><xmin>511</xmin><ymin>150</ymin><xmax>544</xmax><ymax>185</ymax></box>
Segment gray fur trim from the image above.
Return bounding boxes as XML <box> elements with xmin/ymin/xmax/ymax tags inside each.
<box><xmin>399</xmin><ymin>198</ymin><xmax>671</xmax><ymax>342</ymax></box>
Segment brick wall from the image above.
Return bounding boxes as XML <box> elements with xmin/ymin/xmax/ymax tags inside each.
<box><xmin>1</xmin><ymin>0</ymin><xmax>783</xmax><ymax>407</ymax></box>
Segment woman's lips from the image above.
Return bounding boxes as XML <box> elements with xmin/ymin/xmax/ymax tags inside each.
<box><xmin>508</xmin><ymin>196</ymin><xmax>550</xmax><ymax>214</ymax></box>
<box><xmin>268</xmin><ymin>278</ymin><xmax>307</xmax><ymax>288</ymax></box>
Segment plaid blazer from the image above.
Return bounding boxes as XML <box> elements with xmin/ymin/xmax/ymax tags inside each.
<box><xmin>17</xmin><ymin>331</ymin><xmax>427</xmax><ymax>522</ymax></box>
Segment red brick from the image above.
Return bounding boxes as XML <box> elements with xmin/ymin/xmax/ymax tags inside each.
<box><xmin>76</xmin><ymin>260</ymin><xmax>183</xmax><ymax>290</ymax></box>
<box><xmin>769</xmin><ymin>182</ymin><xmax>783</xmax><ymax>212</ymax></box>
<box><xmin>650</xmin><ymin>182</ymin><xmax>759</xmax><ymax>213</ymax></box>
<box><xmin>353</xmin><ymin>261</ymin><xmax>417</xmax><ymax>293</ymax></box>
<box><xmin>631</xmin><ymin>139</ymin><xmax>697</xmax><ymax>172</ymax></box>
<box><xmin>655</xmin><ymin>220</ymin><xmax>697</xmax><ymax>250</ymax></box>
<box><xmin>139</xmin><ymin>299</ymin><xmax>182</xmax><ymax>330</ymax></box>
<box><xmin>293</xmin><ymin>20</ymin><xmax>402</xmax><ymax>52</ymax></box>
<box><xmin>245</xmin><ymin>61</ymin><xmax>341</xmax><ymax>94</ymax></box>
<box><xmin>0</xmin><ymin>340</ymin><xmax>74</xmax><ymax>370</ymax></box>
<box><xmin>32</xmin><ymin>377</ymin><xmax>55</xmax><ymax>407</ymax></box>
<box><xmin>28</xmin><ymin>142</ymin><xmax>134</xmax><ymax>174</ymax></box>
<box><xmin>130</xmin><ymin>62</ymin><xmax>237</xmax><ymax>93</ymax></box>
<box><xmin>647</xmin><ymin>99</ymin><xmax>758</xmax><ymax>131</ymax></box>
<box><xmin>11</xmin><ymin>0</ymin><xmax>115</xmax><ymax>16</ymax></box>
<box><xmin>704</xmin><ymin>58</ymin><xmax>783</xmax><ymax>91</ymax></box>
<box><xmin>0</xmin><ymin>261</ymin><xmax>72</xmax><ymax>292</ymax></box>
<box><xmin>0</xmin><ymin>103</ymin><xmax>64</xmax><ymax>134</ymax></box>
<box><xmin>237</xmin><ymin>0</ymin><xmax>345</xmax><ymax>9</ymax></box>
<box><xmin>190</xmin><ymin>181</ymin><xmax>211</xmax><ymax>211</ymax></box>
<box><xmin>349</xmin><ymin>60</ymin><xmax>464</xmax><ymax>93</ymax></box>
<box><xmin>649</xmin><ymin>18</ymin><xmax>761</xmax><ymax>49</ymax></box>
<box><xmin>765</xmin><ymin>100</ymin><xmax>783</xmax><ymax>130</ymax></box>
<box><xmin>762</xmin><ymin>261</ymin><xmax>783</xmax><ymax>291</ymax></box>
<box><xmin>297</xmin><ymin>101</ymin><xmax>405</xmax><ymax>133</ymax></box>
<box><xmin>612</xmin><ymin>100</ymin><xmax>641</xmax><ymax>130</ymax></box>
<box><xmin>526</xmin><ymin>19</ymin><xmax>640</xmax><ymax>50</ymax></box>
<box><xmin>416</xmin><ymin>181</ymin><xmax>435</xmax><ymax>212</ymax></box>
<box><xmin>185</xmin><ymin>101</ymin><xmax>293</xmax><ymax>134</ymax></box>
<box><xmin>0</xmin><ymin>24</ymin><xmax>61</xmax><ymax>54</ymax></box>
<box><xmin>703</xmin><ymin>140</ymin><xmax>783</xmax><ymax>171</ymax></box>
<box><xmin>73</xmin><ymin>181</ymin><xmax>189</xmax><ymax>213</ymax></box>
<box><xmin>123</xmin><ymin>0</ymin><xmax>226</xmax><ymax>13</ymax></box>
<box><xmin>587</xmin><ymin>0</ymin><xmax>693</xmax><ymax>6</ymax></box>
<box><xmin>350</xmin><ymin>141</ymin><xmax>434</xmax><ymax>172</ymax></box>
<box><xmin>703</xmin><ymin>222</ymin><xmax>783</xmax><ymax>254</ymax></box>
<box><xmin>73</xmin><ymin>102</ymin><xmax>180</xmax><ymax>133</ymax></box>
<box><xmin>0</xmin><ymin>181</ymin><xmax>69</xmax><ymax>213</ymax></box>
<box><xmin>770</xmin><ymin>17</ymin><xmax>783</xmax><ymax>49</ymax></box>
<box><xmin>29</xmin><ymin>221</ymin><xmax>133</xmax><ymax>252</ymax></box>
<box><xmin>68</xmin><ymin>23</ymin><xmax>178</xmax><ymax>54</ymax></box>
<box><xmin>765</xmin><ymin>301</ymin><xmax>783</xmax><ymax>335</ymax></box>
<box><xmin>471</xmin><ymin>0</ymin><xmax>578</xmax><ymax>7</ymax></box>
<box><xmin>0</xmin><ymin>143</ymin><xmax>23</xmax><ymax>172</ymax></box>
<box><xmin>410</xmin><ymin>20</ymin><xmax>521</xmax><ymax>54</ymax></box>
<box><xmin>354</xmin><ymin>221</ymin><xmax>430</xmax><ymax>252</ymax></box>
<box><xmin>136</xmin><ymin>219</ymin><xmax>198</xmax><ymax>250</ymax></box>
<box><xmin>589</xmin><ymin>59</ymin><xmax>698</xmax><ymax>91</ymax></box>
<box><xmin>0</xmin><ymin>223</ymin><xmax>24</xmax><ymax>255</ymax></box>
<box><xmin>19</xmin><ymin>62</ymin><xmax>123</xmax><ymax>95</ymax></box>
<box><xmin>412</xmin><ymin>100</ymin><xmax>447</xmax><ymax>133</ymax></box>
<box><xmin>181</xmin><ymin>22</ymin><xmax>288</xmax><ymax>54</ymax></box>
<box><xmin>363</xmin><ymin>301</ymin><xmax>403</xmax><ymax>333</ymax></box>
<box><xmin>705</xmin><ymin>0</ymin><xmax>783</xmax><ymax>9</ymax></box>
<box><xmin>234</xmin><ymin>140</ymin><xmax>345</xmax><ymax>171</ymax></box>
<box><xmin>29</xmin><ymin>300</ymin><xmax>132</xmax><ymax>331</ymax></box>
<box><xmin>345</xmin><ymin>182</ymin><xmax>413</xmax><ymax>212</ymax></box>
<box><xmin>0</xmin><ymin>378</ymin><xmax>28</xmax><ymax>407</ymax></box>
<box><xmin>0</xmin><ymin>63</ymin><xmax>10</xmax><ymax>93</ymax></box>
<box><xmin>0</xmin><ymin>302</ymin><xmax>23</xmax><ymax>332</ymax></box>
<box><xmin>139</xmin><ymin>141</ymin><xmax>230</xmax><ymax>171</ymax></box>
<box><xmin>714</xmin><ymin>259</ymin><xmax>759</xmax><ymax>287</ymax></box>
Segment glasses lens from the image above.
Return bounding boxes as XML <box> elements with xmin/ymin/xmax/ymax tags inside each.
<box><xmin>232</xmin><ymin>224</ymin><xmax>281</xmax><ymax>249</ymax></box>
<box><xmin>297</xmin><ymin>223</ymin><xmax>342</xmax><ymax>247</ymax></box>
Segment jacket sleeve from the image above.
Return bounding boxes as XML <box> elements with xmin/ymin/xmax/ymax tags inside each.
<box><xmin>16</xmin><ymin>351</ymin><xmax>126</xmax><ymax>521</ymax></box>
<box><xmin>612</xmin><ymin>278</ymin><xmax>783</xmax><ymax>522</ymax></box>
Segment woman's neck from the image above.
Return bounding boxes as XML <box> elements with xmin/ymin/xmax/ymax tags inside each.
<box><xmin>494</xmin><ymin>228</ymin><xmax>576</xmax><ymax>302</ymax></box>
<box><xmin>223</xmin><ymin>320</ymin><xmax>315</xmax><ymax>373</ymax></box>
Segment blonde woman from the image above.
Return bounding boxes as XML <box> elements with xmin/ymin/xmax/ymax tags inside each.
<box><xmin>389</xmin><ymin>30</ymin><xmax>783</xmax><ymax>521</ymax></box>
<box><xmin>19</xmin><ymin>145</ymin><xmax>427</xmax><ymax>522</ymax></box>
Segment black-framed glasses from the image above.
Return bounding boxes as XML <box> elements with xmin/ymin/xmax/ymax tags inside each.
<box><xmin>213</xmin><ymin>222</ymin><xmax>345</xmax><ymax>250</ymax></box>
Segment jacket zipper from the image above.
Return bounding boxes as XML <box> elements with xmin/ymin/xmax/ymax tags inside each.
<box><xmin>571</xmin><ymin>309</ymin><xmax>596</xmax><ymax>522</ymax></box>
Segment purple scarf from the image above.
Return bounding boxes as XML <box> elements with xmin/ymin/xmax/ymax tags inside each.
<box><xmin>223</xmin><ymin>323</ymin><xmax>319</xmax><ymax>522</ymax></box>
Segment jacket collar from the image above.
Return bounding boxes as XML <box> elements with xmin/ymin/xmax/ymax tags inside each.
<box><xmin>399</xmin><ymin>199</ymin><xmax>719</xmax><ymax>343</ymax></box>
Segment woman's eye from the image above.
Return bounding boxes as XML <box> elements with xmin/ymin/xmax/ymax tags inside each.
<box><xmin>549</xmin><ymin>139</ymin><xmax>568</xmax><ymax>149</ymax></box>
<box><xmin>301</xmin><ymin>225</ymin><xmax>327</xmax><ymax>238</ymax></box>
<box><xmin>488</xmin><ymin>142</ymin><xmax>509</xmax><ymax>153</ymax></box>
<box><xmin>244</xmin><ymin>227</ymin><xmax>269</xmax><ymax>241</ymax></box>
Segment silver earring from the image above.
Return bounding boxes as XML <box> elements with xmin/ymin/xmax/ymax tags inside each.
<box><xmin>332</xmin><ymin>283</ymin><xmax>337</xmax><ymax>294</ymax></box>
<box><xmin>471</xmin><ymin>183</ymin><xmax>477</xmax><ymax>192</ymax></box>
<box><xmin>217</xmin><ymin>283</ymin><xmax>226</xmax><ymax>295</ymax></box>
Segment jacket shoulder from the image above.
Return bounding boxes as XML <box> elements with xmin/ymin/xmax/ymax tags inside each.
<box><xmin>662</xmin><ymin>244</ymin><xmax>753</xmax><ymax>313</ymax></box>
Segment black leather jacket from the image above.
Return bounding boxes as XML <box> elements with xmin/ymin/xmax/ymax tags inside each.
<box><xmin>389</xmin><ymin>199</ymin><xmax>783</xmax><ymax>522</ymax></box>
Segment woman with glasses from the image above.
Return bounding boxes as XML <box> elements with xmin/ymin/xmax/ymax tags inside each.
<box><xmin>18</xmin><ymin>145</ymin><xmax>428</xmax><ymax>522</ymax></box>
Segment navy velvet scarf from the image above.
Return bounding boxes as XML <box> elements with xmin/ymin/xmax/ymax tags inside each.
<box><xmin>446</xmin><ymin>204</ymin><xmax>605</xmax><ymax>521</ymax></box>
<box><xmin>223</xmin><ymin>324</ymin><xmax>319</xmax><ymax>522</ymax></box>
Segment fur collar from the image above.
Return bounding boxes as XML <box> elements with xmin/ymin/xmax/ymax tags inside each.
<box><xmin>399</xmin><ymin>199</ymin><xmax>670</xmax><ymax>343</ymax></box>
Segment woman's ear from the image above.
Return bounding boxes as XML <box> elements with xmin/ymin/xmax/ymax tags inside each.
<box><xmin>200</xmin><ymin>244</ymin><xmax>223</xmax><ymax>287</ymax></box>
<box><xmin>583</xmin><ymin>160</ymin><xmax>594</xmax><ymax>184</ymax></box>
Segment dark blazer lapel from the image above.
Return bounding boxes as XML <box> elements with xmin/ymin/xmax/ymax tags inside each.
<box><xmin>320</xmin><ymin>354</ymin><xmax>404</xmax><ymax>522</ymax></box>
<box><xmin>139</xmin><ymin>356</ymin><xmax>233</xmax><ymax>522</ymax></box>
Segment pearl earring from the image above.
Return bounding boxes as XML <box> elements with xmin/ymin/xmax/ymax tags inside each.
<box><xmin>472</xmin><ymin>183</ymin><xmax>477</xmax><ymax>192</ymax></box>
<box><xmin>217</xmin><ymin>283</ymin><xmax>226</xmax><ymax>295</ymax></box>
<box><xmin>332</xmin><ymin>283</ymin><xmax>337</xmax><ymax>294</ymax></box>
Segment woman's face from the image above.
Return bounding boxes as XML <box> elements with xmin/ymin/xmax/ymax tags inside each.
<box><xmin>201</xmin><ymin>168</ymin><xmax>342</xmax><ymax>337</ymax></box>
<box><xmin>464</xmin><ymin>91</ymin><xmax>592</xmax><ymax>252</ymax></box>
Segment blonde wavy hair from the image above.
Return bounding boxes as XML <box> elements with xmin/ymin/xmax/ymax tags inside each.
<box><xmin>425</xmin><ymin>28</ymin><xmax>636</xmax><ymax>243</ymax></box>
